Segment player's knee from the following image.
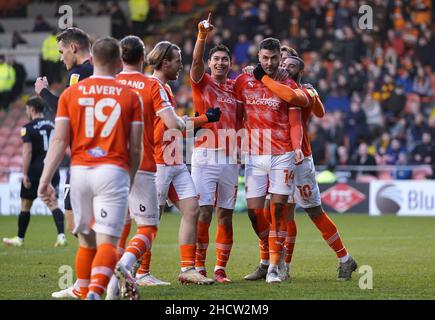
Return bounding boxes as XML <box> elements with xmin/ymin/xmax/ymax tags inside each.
<box><xmin>306</xmin><ymin>205</ymin><xmax>323</xmax><ymax>220</ymax></box>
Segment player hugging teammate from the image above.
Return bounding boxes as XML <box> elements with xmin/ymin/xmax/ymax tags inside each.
<box><xmin>4</xmin><ymin>14</ymin><xmax>360</xmax><ymax>300</ymax></box>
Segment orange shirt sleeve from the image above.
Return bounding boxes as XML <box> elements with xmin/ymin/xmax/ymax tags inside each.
<box><xmin>262</xmin><ymin>76</ymin><xmax>309</xmax><ymax>107</ymax></box>
<box><xmin>56</xmin><ymin>89</ymin><xmax>70</xmax><ymax>120</ymax></box>
<box><xmin>151</xmin><ymin>81</ymin><xmax>173</xmax><ymax>115</ymax></box>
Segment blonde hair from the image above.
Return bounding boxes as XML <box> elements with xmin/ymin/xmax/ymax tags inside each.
<box><xmin>147</xmin><ymin>41</ymin><xmax>180</xmax><ymax>70</ymax></box>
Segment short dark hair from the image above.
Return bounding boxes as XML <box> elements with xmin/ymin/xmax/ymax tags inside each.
<box><xmin>91</xmin><ymin>37</ymin><xmax>121</xmax><ymax>67</ymax></box>
<box><xmin>56</xmin><ymin>27</ymin><xmax>90</xmax><ymax>51</ymax></box>
<box><xmin>26</xmin><ymin>96</ymin><xmax>45</xmax><ymax>113</ymax></box>
<box><xmin>259</xmin><ymin>37</ymin><xmax>281</xmax><ymax>52</ymax></box>
<box><xmin>208</xmin><ymin>44</ymin><xmax>231</xmax><ymax>61</ymax></box>
<box><xmin>120</xmin><ymin>35</ymin><xmax>145</xmax><ymax>65</ymax></box>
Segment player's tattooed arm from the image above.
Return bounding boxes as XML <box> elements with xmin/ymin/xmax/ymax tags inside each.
<box><xmin>191</xmin><ymin>13</ymin><xmax>214</xmax><ymax>83</ymax></box>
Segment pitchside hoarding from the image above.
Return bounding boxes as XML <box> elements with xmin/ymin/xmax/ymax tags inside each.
<box><xmin>369</xmin><ymin>181</ymin><xmax>435</xmax><ymax>216</ymax></box>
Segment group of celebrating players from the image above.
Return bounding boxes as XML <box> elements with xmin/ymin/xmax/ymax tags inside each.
<box><xmin>3</xmin><ymin>13</ymin><xmax>358</xmax><ymax>300</ymax></box>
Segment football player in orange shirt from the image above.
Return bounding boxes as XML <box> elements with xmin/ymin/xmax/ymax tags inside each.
<box><xmin>146</xmin><ymin>41</ymin><xmax>221</xmax><ymax>285</ymax></box>
<box><xmin>190</xmin><ymin>14</ymin><xmax>243</xmax><ymax>283</ymax></box>
<box><xmin>257</xmin><ymin>48</ymin><xmax>358</xmax><ymax>281</ymax></box>
<box><xmin>234</xmin><ymin>37</ymin><xmax>305</xmax><ymax>283</ymax></box>
<box><xmin>38</xmin><ymin>37</ymin><xmax>143</xmax><ymax>300</ymax></box>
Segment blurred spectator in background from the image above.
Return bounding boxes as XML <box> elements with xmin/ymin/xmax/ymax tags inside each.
<box><xmin>40</xmin><ymin>29</ymin><xmax>62</xmax><ymax>85</ymax></box>
<box><xmin>10</xmin><ymin>57</ymin><xmax>27</xmax><ymax>103</ymax></box>
<box><xmin>78</xmin><ymin>0</ymin><xmax>93</xmax><ymax>16</ymax></box>
<box><xmin>345</xmin><ymin>98</ymin><xmax>368</xmax><ymax>155</ymax></box>
<box><xmin>393</xmin><ymin>152</ymin><xmax>413</xmax><ymax>180</ymax></box>
<box><xmin>0</xmin><ymin>55</ymin><xmax>16</xmax><ymax>111</ymax></box>
<box><xmin>111</xmin><ymin>1</ymin><xmax>129</xmax><ymax>39</ymax></box>
<box><xmin>33</xmin><ymin>15</ymin><xmax>52</xmax><ymax>32</ymax></box>
<box><xmin>96</xmin><ymin>0</ymin><xmax>110</xmax><ymax>16</ymax></box>
<box><xmin>351</xmin><ymin>142</ymin><xmax>378</xmax><ymax>182</ymax></box>
<box><xmin>412</xmin><ymin>132</ymin><xmax>434</xmax><ymax>165</ymax></box>
<box><xmin>129</xmin><ymin>0</ymin><xmax>149</xmax><ymax>39</ymax></box>
<box><xmin>385</xmin><ymin>138</ymin><xmax>406</xmax><ymax>165</ymax></box>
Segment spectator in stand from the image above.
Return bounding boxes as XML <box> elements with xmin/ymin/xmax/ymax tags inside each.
<box><xmin>351</xmin><ymin>141</ymin><xmax>378</xmax><ymax>181</ymax></box>
<box><xmin>33</xmin><ymin>15</ymin><xmax>52</xmax><ymax>32</ymax></box>
<box><xmin>385</xmin><ymin>138</ymin><xmax>406</xmax><ymax>165</ymax></box>
<box><xmin>110</xmin><ymin>1</ymin><xmax>129</xmax><ymax>39</ymax></box>
<box><xmin>310</xmin><ymin>121</ymin><xmax>328</xmax><ymax>165</ymax></box>
<box><xmin>345</xmin><ymin>98</ymin><xmax>368</xmax><ymax>155</ymax></box>
<box><xmin>412</xmin><ymin>132</ymin><xmax>434</xmax><ymax>165</ymax></box>
<box><xmin>336</xmin><ymin>145</ymin><xmax>350</xmax><ymax>166</ymax></box>
<box><xmin>412</xmin><ymin>66</ymin><xmax>433</xmax><ymax>98</ymax></box>
<box><xmin>393</xmin><ymin>152</ymin><xmax>413</xmax><ymax>180</ymax></box>
<box><xmin>0</xmin><ymin>55</ymin><xmax>16</xmax><ymax>111</ymax></box>
<box><xmin>408</xmin><ymin>112</ymin><xmax>429</xmax><ymax>148</ymax></box>
<box><xmin>233</xmin><ymin>33</ymin><xmax>250</xmax><ymax>65</ymax></box>
<box><xmin>10</xmin><ymin>57</ymin><xmax>27</xmax><ymax>102</ymax></box>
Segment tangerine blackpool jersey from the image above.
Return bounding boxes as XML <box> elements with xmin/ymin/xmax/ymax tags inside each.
<box><xmin>116</xmin><ymin>71</ymin><xmax>162</xmax><ymax>172</ymax></box>
<box><xmin>191</xmin><ymin>73</ymin><xmax>241</xmax><ymax>152</ymax></box>
<box><xmin>149</xmin><ymin>76</ymin><xmax>181</xmax><ymax>165</ymax></box>
<box><xmin>56</xmin><ymin>76</ymin><xmax>143</xmax><ymax>171</ymax></box>
<box><xmin>234</xmin><ymin>73</ymin><xmax>296</xmax><ymax>155</ymax></box>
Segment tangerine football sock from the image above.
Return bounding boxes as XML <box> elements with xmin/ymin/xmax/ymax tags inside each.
<box><xmin>263</xmin><ymin>206</ymin><xmax>271</xmax><ymax>224</ymax></box>
<box><xmin>137</xmin><ymin>251</ymin><xmax>152</xmax><ymax>275</ymax></box>
<box><xmin>278</xmin><ymin>207</ymin><xmax>287</xmax><ymax>250</ymax></box>
<box><xmin>269</xmin><ymin>203</ymin><xmax>286</xmax><ymax>265</ymax></box>
<box><xmin>215</xmin><ymin>223</ymin><xmax>233</xmax><ymax>270</ymax></box>
<box><xmin>195</xmin><ymin>220</ymin><xmax>210</xmax><ymax>270</ymax></box>
<box><xmin>75</xmin><ymin>246</ymin><xmax>97</xmax><ymax>299</ymax></box>
<box><xmin>180</xmin><ymin>244</ymin><xmax>196</xmax><ymax>272</ymax></box>
<box><xmin>88</xmin><ymin>243</ymin><xmax>118</xmax><ymax>297</ymax></box>
<box><xmin>284</xmin><ymin>219</ymin><xmax>297</xmax><ymax>264</ymax></box>
<box><xmin>122</xmin><ymin>226</ymin><xmax>156</xmax><ymax>270</ymax></box>
<box><xmin>253</xmin><ymin>208</ymin><xmax>270</xmax><ymax>262</ymax></box>
<box><xmin>117</xmin><ymin>220</ymin><xmax>132</xmax><ymax>257</ymax></box>
<box><xmin>311</xmin><ymin>211</ymin><xmax>348</xmax><ymax>260</ymax></box>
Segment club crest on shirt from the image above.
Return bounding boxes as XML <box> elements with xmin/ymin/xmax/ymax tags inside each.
<box><xmin>20</xmin><ymin>127</ymin><xmax>26</xmax><ymax>137</ymax></box>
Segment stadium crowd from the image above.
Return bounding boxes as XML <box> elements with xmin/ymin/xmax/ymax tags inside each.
<box><xmin>1</xmin><ymin>0</ymin><xmax>434</xmax><ymax>180</ymax></box>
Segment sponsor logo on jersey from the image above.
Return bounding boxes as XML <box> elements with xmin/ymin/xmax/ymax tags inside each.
<box><xmin>87</xmin><ymin>146</ymin><xmax>108</xmax><ymax>158</ymax></box>
<box><xmin>217</xmin><ymin>96</ymin><xmax>237</xmax><ymax>105</ymax></box>
<box><xmin>245</xmin><ymin>96</ymin><xmax>280</xmax><ymax>108</ymax></box>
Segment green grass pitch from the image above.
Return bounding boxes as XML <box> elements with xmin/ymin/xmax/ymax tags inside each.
<box><xmin>1</xmin><ymin>213</ymin><xmax>434</xmax><ymax>300</ymax></box>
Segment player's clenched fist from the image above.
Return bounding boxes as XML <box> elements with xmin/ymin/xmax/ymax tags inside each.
<box><xmin>198</xmin><ymin>13</ymin><xmax>214</xmax><ymax>39</ymax></box>
<box><xmin>294</xmin><ymin>148</ymin><xmax>304</xmax><ymax>165</ymax></box>
<box><xmin>37</xmin><ymin>181</ymin><xmax>55</xmax><ymax>204</ymax></box>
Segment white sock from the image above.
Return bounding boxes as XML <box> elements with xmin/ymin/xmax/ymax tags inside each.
<box><xmin>339</xmin><ymin>254</ymin><xmax>350</xmax><ymax>263</ymax></box>
<box><xmin>73</xmin><ymin>279</ymin><xmax>80</xmax><ymax>291</ymax></box>
<box><xmin>214</xmin><ymin>266</ymin><xmax>225</xmax><ymax>272</ymax></box>
<box><xmin>120</xmin><ymin>252</ymin><xmax>137</xmax><ymax>270</ymax></box>
<box><xmin>181</xmin><ymin>266</ymin><xmax>194</xmax><ymax>272</ymax></box>
<box><xmin>196</xmin><ymin>266</ymin><xmax>206</xmax><ymax>272</ymax></box>
<box><xmin>260</xmin><ymin>259</ymin><xmax>269</xmax><ymax>267</ymax></box>
<box><xmin>106</xmin><ymin>275</ymin><xmax>119</xmax><ymax>296</ymax></box>
<box><xmin>268</xmin><ymin>264</ymin><xmax>278</xmax><ymax>272</ymax></box>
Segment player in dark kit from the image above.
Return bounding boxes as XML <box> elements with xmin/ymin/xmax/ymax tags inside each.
<box><xmin>3</xmin><ymin>97</ymin><xmax>66</xmax><ymax>247</ymax></box>
<box><xmin>34</xmin><ymin>27</ymin><xmax>93</xmax><ymax>234</ymax></box>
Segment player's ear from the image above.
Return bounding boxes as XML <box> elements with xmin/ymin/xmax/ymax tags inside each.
<box><xmin>71</xmin><ymin>43</ymin><xmax>77</xmax><ymax>54</ymax></box>
<box><xmin>89</xmin><ymin>55</ymin><xmax>94</xmax><ymax>65</ymax></box>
